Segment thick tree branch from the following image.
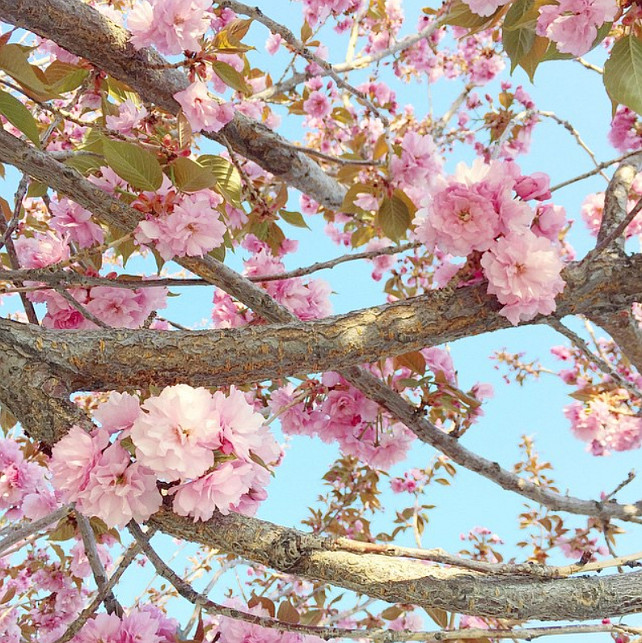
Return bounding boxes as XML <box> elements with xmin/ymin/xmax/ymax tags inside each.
<box><xmin>597</xmin><ymin>152</ymin><xmax>642</xmax><ymax>247</ymax></box>
<box><xmin>0</xmin><ymin>252</ymin><xmax>641</xmax><ymax>393</ymax></box>
<box><xmin>149</xmin><ymin>505</ymin><xmax>642</xmax><ymax>621</ymax></box>
<box><xmin>0</xmin><ymin>0</ymin><xmax>346</xmax><ymax>209</ymax></box>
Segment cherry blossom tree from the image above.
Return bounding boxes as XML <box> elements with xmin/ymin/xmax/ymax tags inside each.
<box><xmin>1</xmin><ymin>0</ymin><xmax>642</xmax><ymax>642</ymax></box>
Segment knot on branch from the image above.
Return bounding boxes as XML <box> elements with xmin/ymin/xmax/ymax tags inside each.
<box><xmin>270</xmin><ymin>532</ymin><xmax>309</xmax><ymax>571</ymax></box>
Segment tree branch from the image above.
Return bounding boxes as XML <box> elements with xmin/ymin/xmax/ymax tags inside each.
<box><xmin>0</xmin><ymin>0</ymin><xmax>346</xmax><ymax>209</ymax></box>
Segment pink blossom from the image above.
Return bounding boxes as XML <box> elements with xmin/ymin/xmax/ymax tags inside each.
<box><xmin>128</xmin><ymin>0</ymin><xmax>210</xmax><ymax>55</ymax></box>
<box><xmin>265</xmin><ymin>32</ymin><xmax>283</xmax><ymax>54</ymax></box>
<box><xmin>14</xmin><ymin>231</ymin><xmax>69</xmax><ymax>268</ymax></box>
<box><xmin>532</xmin><ymin>203</ymin><xmax>566</xmax><ymax>241</ymax></box>
<box><xmin>50</xmin><ymin>425</ymin><xmax>109</xmax><ymax>501</ymax></box>
<box><xmin>390</xmin><ymin>131</ymin><xmax>443</xmax><ymax>192</ymax></box>
<box><xmin>69</xmin><ymin>538</ymin><xmax>113</xmax><ymax>579</ymax></box>
<box><xmin>130</xmin><ymin>384</ymin><xmax>221</xmax><ymax>481</ymax></box>
<box><xmin>564</xmin><ymin>400</ymin><xmax>642</xmax><ymax>455</ymax></box>
<box><xmin>211</xmin><ymin>387</ymin><xmax>267</xmax><ymax>462</ymax></box>
<box><xmin>463</xmin><ymin>0</ymin><xmax>511</xmax><ymax>17</ymax></box>
<box><xmin>49</xmin><ymin>197</ymin><xmax>104</xmax><ymax>248</ymax></box>
<box><xmin>173</xmin><ymin>81</ymin><xmax>234</xmax><ymax>133</ymax></box>
<box><xmin>515</xmin><ymin>173</ymin><xmax>551</xmax><ymax>201</ymax></box>
<box><xmin>73</xmin><ymin>608</ymin><xmax>178</xmax><ymax>643</ymax></box>
<box><xmin>93</xmin><ymin>392</ymin><xmax>141</xmax><ymax>435</ymax></box>
<box><xmin>366</xmin><ymin>238</ymin><xmax>396</xmax><ymax>281</ymax></box>
<box><xmin>536</xmin><ymin>0</ymin><xmax>617</xmax><ymax>57</ymax></box>
<box><xmin>136</xmin><ymin>190</ymin><xmax>226</xmax><ymax>260</ymax></box>
<box><xmin>303</xmin><ymin>90</ymin><xmax>331</xmax><ymax>118</ymax></box>
<box><xmin>80</xmin><ymin>442</ymin><xmax>162</xmax><ymax>528</ymax></box>
<box><xmin>105</xmin><ymin>98</ymin><xmax>148</xmax><ymax>135</ymax></box>
<box><xmin>414</xmin><ymin>183</ymin><xmax>501</xmax><ymax>256</ymax></box>
<box><xmin>608</xmin><ymin>106</ymin><xmax>642</xmax><ymax>153</ymax></box>
<box><xmin>481</xmin><ymin>231</ymin><xmax>565</xmax><ymax>324</ymax></box>
<box><xmin>354</xmin><ymin>192</ymin><xmax>379</xmax><ymax>211</ymax></box>
<box><xmin>423</xmin><ymin>347</ymin><xmax>457</xmax><ymax>384</ymax></box>
<box><xmin>171</xmin><ymin>459</ymin><xmax>255</xmax><ymax>520</ymax></box>
<box><xmin>84</xmin><ymin>286</ymin><xmax>147</xmax><ymax>328</ymax></box>
<box><xmin>268</xmin><ymin>385</ymin><xmax>325</xmax><ymax>436</ymax></box>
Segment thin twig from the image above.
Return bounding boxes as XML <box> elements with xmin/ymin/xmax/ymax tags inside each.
<box><xmin>220</xmin><ymin>0</ymin><xmax>389</xmax><ymax>125</ymax></box>
<box><xmin>0</xmin><ymin>505</ymin><xmax>71</xmax><ymax>555</ymax></box>
<box><xmin>548</xmin><ymin>317</ymin><xmax>642</xmax><ymax>401</ymax></box>
<box><xmin>252</xmin><ymin>20</ymin><xmax>441</xmax><ymax>101</ymax></box>
<box><xmin>277</xmin><ymin>141</ymin><xmax>382</xmax><ymax>166</ymax></box>
<box><xmin>604</xmin><ymin>471</ymin><xmax>636</xmax><ymax>501</ymax></box>
<box><xmin>250</xmin><ymin>242</ymin><xmax>419</xmax><ymax>282</ymax></box>
<box><xmin>538</xmin><ymin>111</ymin><xmax>607</xmax><ymax>177</ymax></box>
<box><xmin>75</xmin><ymin>511</ymin><xmax>123</xmax><ymax>616</ymax></box>
<box><xmin>54</xmin><ymin>287</ymin><xmax>110</xmax><ymax>328</ymax></box>
<box><xmin>52</xmin><ymin>535</ymin><xmax>148</xmax><ymax>643</ymax></box>
<box><xmin>550</xmin><ymin>151</ymin><xmax>642</xmax><ymax>193</ymax></box>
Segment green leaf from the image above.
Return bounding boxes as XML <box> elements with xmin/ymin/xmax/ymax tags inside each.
<box><xmin>170</xmin><ymin>156</ymin><xmax>218</xmax><ymax>192</ymax></box>
<box><xmin>279</xmin><ymin>209</ymin><xmax>310</xmax><ymax>229</ymax></box>
<box><xmin>103</xmin><ymin>139</ymin><xmax>163</xmax><ymax>191</ymax></box>
<box><xmin>0</xmin><ymin>44</ymin><xmax>49</xmax><ymax>96</ymax></box>
<box><xmin>198</xmin><ymin>154</ymin><xmax>243</xmax><ymax>205</ymax></box>
<box><xmin>440</xmin><ymin>0</ymin><xmax>498</xmax><ymax>29</ymax></box>
<box><xmin>64</xmin><ymin>153</ymin><xmax>104</xmax><ymax>175</ymax></box>
<box><xmin>518</xmin><ymin>34</ymin><xmax>549</xmax><ymax>81</ymax></box>
<box><xmin>44</xmin><ymin>61</ymin><xmax>89</xmax><ymax>94</ymax></box>
<box><xmin>209</xmin><ymin>243</ymin><xmax>226</xmax><ymax>262</ymax></box>
<box><xmin>502</xmin><ymin>0</ymin><xmax>536</xmax><ymax>71</ymax></box>
<box><xmin>211</xmin><ymin>60</ymin><xmax>251</xmax><ymax>94</ymax></box>
<box><xmin>376</xmin><ymin>193</ymin><xmax>412</xmax><ymax>242</ymax></box>
<box><xmin>350</xmin><ymin>226</ymin><xmax>374</xmax><ymax>248</ymax></box>
<box><xmin>26</xmin><ymin>181</ymin><xmax>47</xmax><ymax>198</ymax></box>
<box><xmin>604</xmin><ymin>35</ymin><xmax>642</xmax><ymax>116</ymax></box>
<box><xmin>0</xmin><ymin>89</ymin><xmax>40</xmax><ymax>146</ymax></box>
<box><xmin>104</xmin><ymin>76</ymin><xmax>139</xmax><ymax>104</ymax></box>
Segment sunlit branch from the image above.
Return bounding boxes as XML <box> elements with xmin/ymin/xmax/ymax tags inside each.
<box><xmin>596</xmin><ymin>152</ymin><xmax>642</xmax><ymax>247</ymax></box>
<box><xmin>0</xmin><ymin>0</ymin><xmax>347</xmax><ymax>209</ymax></box>
<box><xmin>54</xmin><ymin>287</ymin><xmax>111</xmax><ymax>329</ymax></box>
<box><xmin>128</xmin><ymin>521</ymin><xmax>409</xmax><ymax>642</ymax></box>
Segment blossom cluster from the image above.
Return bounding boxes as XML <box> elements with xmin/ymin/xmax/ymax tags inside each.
<box><xmin>0</xmin><ymin>438</ymin><xmax>55</xmax><ymax>521</ymax></box>
<box><xmin>269</xmin><ymin>372</ymin><xmax>415</xmax><ymax>470</ymax></box>
<box><xmin>414</xmin><ymin>159</ymin><xmax>566</xmax><ymax>324</ymax></box>
<box><xmin>129</xmin><ymin>175</ymin><xmax>227</xmax><ymax>261</ymax></box>
<box><xmin>128</xmin><ymin>0</ymin><xmax>211</xmax><ymax>55</ymax></box>
<box><xmin>212</xmin><ymin>236</ymin><xmax>332</xmax><ymax>325</ymax></box>
<box><xmin>72</xmin><ymin>606</ymin><xmax>178</xmax><ymax>643</ymax></box>
<box><xmin>50</xmin><ymin>385</ymin><xmax>281</xmax><ymax>527</ymax></box>
<box><xmin>463</xmin><ymin>0</ymin><xmax>616</xmax><ymax>57</ymax></box>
